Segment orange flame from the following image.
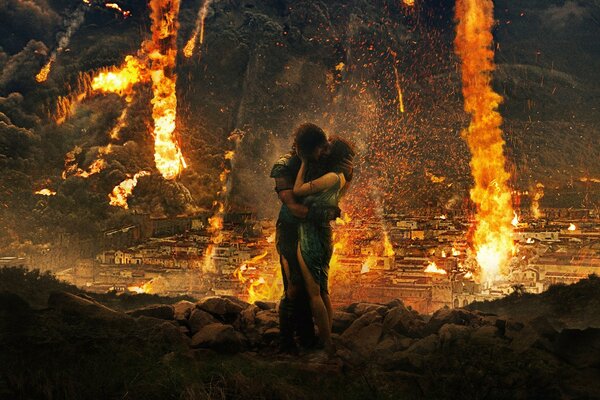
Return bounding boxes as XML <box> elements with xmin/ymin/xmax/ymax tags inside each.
<box><xmin>108</xmin><ymin>171</ymin><xmax>150</xmax><ymax>209</ymax></box>
<box><xmin>511</xmin><ymin>212</ymin><xmax>519</xmax><ymax>227</ymax></box>
<box><xmin>568</xmin><ymin>223</ymin><xmax>576</xmax><ymax>231</ymax></box>
<box><xmin>148</xmin><ymin>0</ymin><xmax>186</xmax><ymax>180</ymax></box>
<box><xmin>455</xmin><ymin>0</ymin><xmax>514</xmax><ymax>282</ymax></box>
<box><xmin>91</xmin><ymin>55</ymin><xmax>144</xmax><ymax>99</ymax></box>
<box><xmin>403</xmin><ymin>0</ymin><xmax>415</xmax><ymax>6</ymax></box>
<box><xmin>35</xmin><ymin>188</ymin><xmax>56</xmax><ymax>196</ymax></box>
<box><xmin>36</xmin><ymin>56</ymin><xmax>55</xmax><ymax>83</ymax></box>
<box><xmin>105</xmin><ymin>2</ymin><xmax>131</xmax><ymax>18</ymax></box>
<box><xmin>234</xmin><ymin>251</ymin><xmax>281</xmax><ymax>303</ymax></box>
<box><xmin>424</xmin><ymin>261</ymin><xmax>447</xmax><ymax>275</ymax></box>
<box><xmin>383</xmin><ymin>230</ymin><xmax>395</xmax><ymax>257</ymax></box>
<box><xmin>531</xmin><ymin>182</ymin><xmax>544</xmax><ymax>219</ymax></box>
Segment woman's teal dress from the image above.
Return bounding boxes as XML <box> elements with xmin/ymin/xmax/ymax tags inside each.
<box><xmin>298</xmin><ymin>173</ymin><xmax>344</xmax><ymax>294</ymax></box>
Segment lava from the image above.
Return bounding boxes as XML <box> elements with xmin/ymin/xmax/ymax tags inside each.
<box><xmin>455</xmin><ymin>0</ymin><xmax>515</xmax><ymax>282</ymax></box>
<box><xmin>183</xmin><ymin>0</ymin><xmax>213</xmax><ymax>58</ymax></box>
<box><xmin>108</xmin><ymin>171</ymin><xmax>150</xmax><ymax>209</ymax></box>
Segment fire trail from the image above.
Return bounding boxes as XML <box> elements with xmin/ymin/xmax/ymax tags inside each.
<box><xmin>455</xmin><ymin>0</ymin><xmax>515</xmax><ymax>282</ymax></box>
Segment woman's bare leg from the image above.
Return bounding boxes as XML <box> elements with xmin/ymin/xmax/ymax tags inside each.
<box><xmin>296</xmin><ymin>244</ymin><xmax>332</xmax><ymax>349</ymax></box>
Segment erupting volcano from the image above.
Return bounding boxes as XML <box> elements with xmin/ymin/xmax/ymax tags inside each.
<box><xmin>455</xmin><ymin>0</ymin><xmax>515</xmax><ymax>282</ymax></box>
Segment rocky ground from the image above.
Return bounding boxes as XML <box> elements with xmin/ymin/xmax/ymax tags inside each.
<box><xmin>1</xmin><ymin>268</ymin><xmax>600</xmax><ymax>399</ymax></box>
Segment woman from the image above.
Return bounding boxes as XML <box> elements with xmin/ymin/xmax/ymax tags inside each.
<box><xmin>293</xmin><ymin>137</ymin><xmax>355</xmax><ymax>353</ymax></box>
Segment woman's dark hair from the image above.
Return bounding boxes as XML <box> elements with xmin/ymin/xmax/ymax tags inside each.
<box><xmin>326</xmin><ymin>136</ymin><xmax>355</xmax><ymax>182</ymax></box>
<box><xmin>293</xmin><ymin>123</ymin><xmax>327</xmax><ymax>158</ymax></box>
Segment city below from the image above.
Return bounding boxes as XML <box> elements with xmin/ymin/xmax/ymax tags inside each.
<box><xmin>3</xmin><ymin>208</ymin><xmax>599</xmax><ymax>314</ymax></box>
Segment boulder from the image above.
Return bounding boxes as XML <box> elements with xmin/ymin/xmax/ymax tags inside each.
<box><xmin>507</xmin><ymin>317</ymin><xmax>557</xmax><ymax>353</ymax></box>
<box><xmin>438</xmin><ymin>323</ymin><xmax>471</xmax><ymax>347</ymax></box>
<box><xmin>240</xmin><ymin>304</ymin><xmax>259</xmax><ymax>330</ymax></box>
<box><xmin>262</xmin><ymin>327</ymin><xmax>281</xmax><ymax>343</ymax></box>
<box><xmin>191</xmin><ymin>323</ymin><xmax>242</xmax><ymax>353</ymax></box>
<box><xmin>48</xmin><ymin>291</ymin><xmax>130</xmax><ymax>322</ymax></box>
<box><xmin>188</xmin><ymin>308</ymin><xmax>219</xmax><ymax>335</ymax></box>
<box><xmin>173</xmin><ymin>300</ymin><xmax>196</xmax><ymax>321</ymax></box>
<box><xmin>342</xmin><ymin>310</ymin><xmax>382</xmax><ymax>339</ymax></box>
<box><xmin>348</xmin><ymin>302</ymin><xmax>388</xmax><ymax>316</ymax></box>
<box><xmin>405</xmin><ymin>334</ymin><xmax>439</xmax><ymax>356</ymax></box>
<box><xmin>383</xmin><ymin>305</ymin><xmax>425</xmax><ymax>338</ymax></box>
<box><xmin>254</xmin><ymin>301</ymin><xmax>276</xmax><ymax>310</ymax></box>
<box><xmin>554</xmin><ymin>328</ymin><xmax>600</xmax><ymax>368</ymax></box>
<box><xmin>425</xmin><ymin>307</ymin><xmax>480</xmax><ymax>334</ymax></box>
<box><xmin>196</xmin><ymin>296</ymin><xmax>246</xmax><ymax>316</ymax></box>
<box><xmin>385</xmin><ymin>299</ymin><xmax>406</xmax><ymax>309</ymax></box>
<box><xmin>381</xmin><ymin>351</ymin><xmax>426</xmax><ymax>373</ymax></box>
<box><xmin>341</xmin><ymin>311</ymin><xmax>384</xmax><ymax>357</ymax></box>
<box><xmin>128</xmin><ymin>304</ymin><xmax>174</xmax><ymax>320</ymax></box>
<box><xmin>332</xmin><ymin>311</ymin><xmax>356</xmax><ymax>334</ymax></box>
<box><xmin>470</xmin><ymin>325</ymin><xmax>500</xmax><ymax>346</ymax></box>
<box><xmin>255</xmin><ymin>309</ymin><xmax>279</xmax><ymax>329</ymax></box>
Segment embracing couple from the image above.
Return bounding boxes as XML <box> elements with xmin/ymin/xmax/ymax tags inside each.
<box><xmin>270</xmin><ymin>123</ymin><xmax>355</xmax><ymax>356</ymax></box>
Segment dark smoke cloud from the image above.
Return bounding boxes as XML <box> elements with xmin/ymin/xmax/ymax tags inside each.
<box><xmin>0</xmin><ymin>0</ymin><xmax>60</xmax><ymax>53</ymax></box>
<box><xmin>0</xmin><ymin>40</ymin><xmax>48</xmax><ymax>95</ymax></box>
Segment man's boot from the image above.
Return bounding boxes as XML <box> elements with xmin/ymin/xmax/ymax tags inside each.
<box><xmin>278</xmin><ymin>296</ymin><xmax>298</xmax><ymax>354</ymax></box>
<box><xmin>295</xmin><ymin>292</ymin><xmax>317</xmax><ymax>349</ymax></box>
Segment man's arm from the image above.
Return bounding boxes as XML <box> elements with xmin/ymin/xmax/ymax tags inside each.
<box><xmin>274</xmin><ymin>177</ymin><xmax>308</xmax><ymax>218</ymax></box>
<box><xmin>278</xmin><ymin>190</ymin><xmax>309</xmax><ymax>218</ymax></box>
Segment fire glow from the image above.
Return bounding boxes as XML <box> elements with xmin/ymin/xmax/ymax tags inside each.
<box><xmin>455</xmin><ymin>0</ymin><xmax>515</xmax><ymax>282</ymax></box>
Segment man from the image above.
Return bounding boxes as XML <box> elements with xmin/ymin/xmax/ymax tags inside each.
<box><xmin>270</xmin><ymin>123</ymin><xmax>338</xmax><ymax>353</ymax></box>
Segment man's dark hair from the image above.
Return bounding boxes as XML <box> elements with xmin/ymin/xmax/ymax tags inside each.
<box><xmin>293</xmin><ymin>123</ymin><xmax>327</xmax><ymax>158</ymax></box>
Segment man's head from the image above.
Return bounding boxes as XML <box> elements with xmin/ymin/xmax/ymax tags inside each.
<box><xmin>293</xmin><ymin>123</ymin><xmax>328</xmax><ymax>161</ymax></box>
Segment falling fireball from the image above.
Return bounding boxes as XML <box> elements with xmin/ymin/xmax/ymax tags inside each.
<box><xmin>455</xmin><ymin>0</ymin><xmax>515</xmax><ymax>282</ymax></box>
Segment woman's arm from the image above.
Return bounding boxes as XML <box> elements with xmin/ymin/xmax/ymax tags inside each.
<box><xmin>293</xmin><ymin>160</ymin><xmax>339</xmax><ymax>196</ymax></box>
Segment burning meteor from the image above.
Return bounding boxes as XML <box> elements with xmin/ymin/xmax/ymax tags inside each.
<box><xmin>36</xmin><ymin>7</ymin><xmax>86</xmax><ymax>83</ymax></box>
<box><xmin>389</xmin><ymin>50</ymin><xmax>406</xmax><ymax>114</ymax></box>
<box><xmin>392</xmin><ymin>63</ymin><xmax>406</xmax><ymax>114</ymax></box>
<box><xmin>109</xmin><ymin>171</ymin><xmax>150</xmax><ymax>209</ymax></box>
<box><xmin>105</xmin><ymin>2</ymin><xmax>131</xmax><ymax>18</ymax></box>
<box><xmin>183</xmin><ymin>0</ymin><xmax>213</xmax><ymax>58</ymax></box>
<box><xmin>75</xmin><ymin>0</ymin><xmax>186</xmax><ymax>182</ymax></box>
<box><xmin>455</xmin><ymin>0</ymin><xmax>515</xmax><ymax>282</ymax></box>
